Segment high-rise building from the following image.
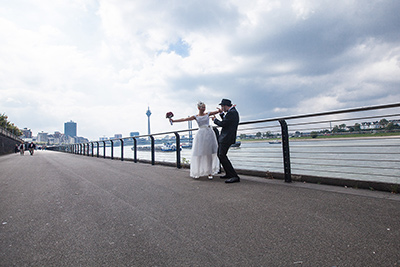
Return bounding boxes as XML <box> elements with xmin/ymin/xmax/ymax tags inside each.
<box><xmin>64</xmin><ymin>120</ymin><xmax>77</xmax><ymax>137</ymax></box>
<box><xmin>21</xmin><ymin>128</ymin><xmax>32</xmax><ymax>138</ymax></box>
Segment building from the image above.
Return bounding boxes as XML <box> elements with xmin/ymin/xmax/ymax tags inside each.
<box><xmin>21</xmin><ymin>128</ymin><xmax>32</xmax><ymax>138</ymax></box>
<box><xmin>37</xmin><ymin>132</ymin><xmax>48</xmax><ymax>143</ymax></box>
<box><xmin>75</xmin><ymin>136</ymin><xmax>89</xmax><ymax>144</ymax></box>
<box><xmin>64</xmin><ymin>120</ymin><xmax>77</xmax><ymax>137</ymax></box>
<box><xmin>130</xmin><ymin>132</ymin><xmax>140</xmax><ymax>137</ymax></box>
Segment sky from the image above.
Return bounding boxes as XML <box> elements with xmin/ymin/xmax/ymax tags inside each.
<box><xmin>1</xmin><ymin>0</ymin><xmax>400</xmax><ymax>141</ymax></box>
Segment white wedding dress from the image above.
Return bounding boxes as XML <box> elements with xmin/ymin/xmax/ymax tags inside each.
<box><xmin>190</xmin><ymin>114</ymin><xmax>220</xmax><ymax>178</ymax></box>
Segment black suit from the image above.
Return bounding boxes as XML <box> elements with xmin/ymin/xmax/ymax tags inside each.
<box><xmin>214</xmin><ymin>107</ymin><xmax>239</xmax><ymax>178</ymax></box>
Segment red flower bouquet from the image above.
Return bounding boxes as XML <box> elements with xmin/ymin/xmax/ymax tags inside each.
<box><xmin>166</xmin><ymin>112</ymin><xmax>174</xmax><ymax>125</ymax></box>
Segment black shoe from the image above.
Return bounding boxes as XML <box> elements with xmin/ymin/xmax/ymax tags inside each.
<box><xmin>225</xmin><ymin>177</ymin><xmax>240</xmax><ymax>183</ymax></box>
<box><xmin>219</xmin><ymin>175</ymin><xmax>231</xmax><ymax>179</ymax></box>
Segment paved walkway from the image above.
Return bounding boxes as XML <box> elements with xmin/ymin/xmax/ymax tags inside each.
<box><xmin>1</xmin><ymin>150</ymin><xmax>399</xmax><ymax>266</ymax></box>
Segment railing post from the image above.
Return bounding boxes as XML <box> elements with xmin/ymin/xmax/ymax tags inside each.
<box><xmin>150</xmin><ymin>135</ymin><xmax>155</xmax><ymax>165</ymax></box>
<box><xmin>79</xmin><ymin>144</ymin><xmax>82</xmax><ymax>155</ymax></box>
<box><xmin>87</xmin><ymin>143</ymin><xmax>90</xmax><ymax>156</ymax></box>
<box><xmin>91</xmin><ymin>143</ymin><xmax>94</xmax><ymax>157</ymax></box>
<box><xmin>174</xmin><ymin>132</ymin><xmax>182</xmax><ymax>169</ymax></box>
<box><xmin>120</xmin><ymin>139</ymin><xmax>124</xmax><ymax>161</ymax></box>
<box><xmin>102</xmin><ymin>141</ymin><xmax>106</xmax><ymax>158</ymax></box>
<box><xmin>279</xmin><ymin>119</ymin><xmax>292</xmax><ymax>183</ymax></box>
<box><xmin>110</xmin><ymin>140</ymin><xmax>114</xmax><ymax>160</ymax></box>
<box><xmin>96</xmin><ymin>142</ymin><xmax>99</xmax><ymax>158</ymax></box>
<box><xmin>133</xmin><ymin>138</ymin><xmax>137</xmax><ymax>163</ymax></box>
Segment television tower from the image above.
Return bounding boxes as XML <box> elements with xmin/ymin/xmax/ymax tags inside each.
<box><xmin>146</xmin><ymin>106</ymin><xmax>152</xmax><ymax>135</ymax></box>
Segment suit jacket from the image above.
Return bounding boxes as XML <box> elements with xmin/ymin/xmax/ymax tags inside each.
<box><xmin>214</xmin><ymin>107</ymin><xmax>239</xmax><ymax>145</ymax></box>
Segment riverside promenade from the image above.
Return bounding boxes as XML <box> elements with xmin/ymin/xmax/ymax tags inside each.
<box><xmin>1</xmin><ymin>151</ymin><xmax>399</xmax><ymax>266</ymax></box>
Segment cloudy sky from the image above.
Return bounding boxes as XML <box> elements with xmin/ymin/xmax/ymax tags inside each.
<box><xmin>1</xmin><ymin>0</ymin><xmax>400</xmax><ymax>140</ymax></box>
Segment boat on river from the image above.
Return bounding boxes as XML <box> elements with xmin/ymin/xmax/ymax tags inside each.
<box><xmin>231</xmin><ymin>141</ymin><xmax>241</xmax><ymax>147</ymax></box>
<box><xmin>131</xmin><ymin>143</ymin><xmax>182</xmax><ymax>152</ymax></box>
<box><xmin>268</xmin><ymin>141</ymin><xmax>281</xmax><ymax>144</ymax></box>
<box><xmin>161</xmin><ymin>142</ymin><xmax>181</xmax><ymax>152</ymax></box>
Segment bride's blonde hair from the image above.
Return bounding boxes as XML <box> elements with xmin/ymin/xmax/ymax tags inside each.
<box><xmin>197</xmin><ymin>101</ymin><xmax>205</xmax><ymax>108</ymax></box>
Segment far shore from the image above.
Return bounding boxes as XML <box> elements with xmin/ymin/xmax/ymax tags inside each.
<box><xmin>240</xmin><ymin>133</ymin><xmax>400</xmax><ymax>143</ymax></box>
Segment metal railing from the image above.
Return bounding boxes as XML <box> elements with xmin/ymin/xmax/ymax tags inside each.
<box><xmin>236</xmin><ymin>103</ymin><xmax>400</xmax><ymax>188</ymax></box>
<box><xmin>60</xmin><ymin>103</ymin><xmax>400</xmax><ymax>190</ymax></box>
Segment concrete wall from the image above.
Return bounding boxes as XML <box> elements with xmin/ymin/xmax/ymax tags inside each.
<box><xmin>0</xmin><ymin>134</ymin><xmax>21</xmax><ymax>156</ymax></box>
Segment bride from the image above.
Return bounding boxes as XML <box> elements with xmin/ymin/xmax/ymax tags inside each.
<box><xmin>170</xmin><ymin>101</ymin><xmax>220</xmax><ymax>179</ymax></box>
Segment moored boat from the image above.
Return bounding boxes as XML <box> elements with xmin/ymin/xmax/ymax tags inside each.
<box><xmin>231</xmin><ymin>141</ymin><xmax>241</xmax><ymax>147</ymax></box>
<box><xmin>268</xmin><ymin>141</ymin><xmax>281</xmax><ymax>144</ymax></box>
<box><xmin>161</xmin><ymin>142</ymin><xmax>181</xmax><ymax>152</ymax></box>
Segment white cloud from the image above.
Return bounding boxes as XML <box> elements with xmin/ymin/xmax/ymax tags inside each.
<box><xmin>1</xmin><ymin>0</ymin><xmax>399</xmax><ymax>140</ymax></box>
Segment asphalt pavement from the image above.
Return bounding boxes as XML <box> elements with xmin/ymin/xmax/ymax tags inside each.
<box><xmin>1</xmin><ymin>150</ymin><xmax>399</xmax><ymax>266</ymax></box>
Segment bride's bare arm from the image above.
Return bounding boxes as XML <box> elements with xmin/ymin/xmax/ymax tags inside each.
<box><xmin>209</xmin><ymin>104</ymin><xmax>236</xmax><ymax>116</ymax></box>
<box><xmin>208</xmin><ymin>108</ymin><xmax>223</xmax><ymax>116</ymax></box>
<box><xmin>171</xmin><ymin>115</ymin><xmax>196</xmax><ymax>123</ymax></box>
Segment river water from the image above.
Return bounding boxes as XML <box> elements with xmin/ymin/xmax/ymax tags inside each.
<box><xmin>95</xmin><ymin>137</ymin><xmax>400</xmax><ymax>184</ymax></box>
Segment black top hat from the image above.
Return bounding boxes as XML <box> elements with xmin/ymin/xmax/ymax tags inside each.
<box><xmin>219</xmin><ymin>99</ymin><xmax>232</xmax><ymax>106</ymax></box>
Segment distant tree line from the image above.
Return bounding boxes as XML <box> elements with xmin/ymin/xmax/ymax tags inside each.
<box><xmin>0</xmin><ymin>113</ymin><xmax>22</xmax><ymax>136</ymax></box>
<box><xmin>239</xmin><ymin>119</ymin><xmax>399</xmax><ymax>139</ymax></box>
<box><xmin>331</xmin><ymin>119</ymin><xmax>399</xmax><ymax>133</ymax></box>
<box><xmin>311</xmin><ymin>119</ymin><xmax>399</xmax><ymax>138</ymax></box>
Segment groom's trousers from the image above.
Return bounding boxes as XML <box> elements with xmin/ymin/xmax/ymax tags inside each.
<box><xmin>218</xmin><ymin>143</ymin><xmax>238</xmax><ymax>178</ymax></box>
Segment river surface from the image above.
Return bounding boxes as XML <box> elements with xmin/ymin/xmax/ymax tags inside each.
<box><xmin>94</xmin><ymin>137</ymin><xmax>400</xmax><ymax>184</ymax></box>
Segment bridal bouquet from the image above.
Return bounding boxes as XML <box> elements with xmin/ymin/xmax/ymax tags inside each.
<box><xmin>166</xmin><ymin>112</ymin><xmax>174</xmax><ymax>125</ymax></box>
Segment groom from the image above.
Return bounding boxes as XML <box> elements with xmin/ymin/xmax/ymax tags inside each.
<box><xmin>213</xmin><ymin>99</ymin><xmax>240</xmax><ymax>183</ymax></box>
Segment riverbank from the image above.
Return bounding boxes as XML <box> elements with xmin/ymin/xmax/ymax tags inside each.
<box><xmin>241</xmin><ymin>132</ymin><xmax>400</xmax><ymax>142</ymax></box>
